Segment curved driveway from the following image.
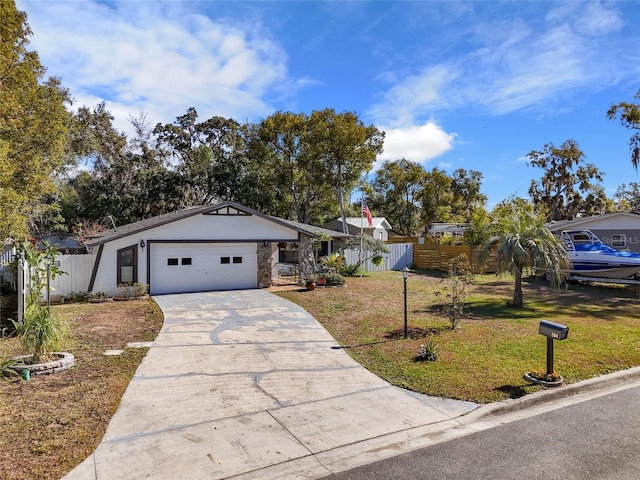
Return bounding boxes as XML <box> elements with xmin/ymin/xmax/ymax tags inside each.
<box><xmin>63</xmin><ymin>290</ymin><xmax>477</xmax><ymax>479</ymax></box>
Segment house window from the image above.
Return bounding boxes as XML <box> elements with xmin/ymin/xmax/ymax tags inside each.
<box><xmin>117</xmin><ymin>245</ymin><xmax>137</xmax><ymax>284</ymax></box>
<box><xmin>167</xmin><ymin>258</ymin><xmax>179</xmax><ymax>266</ymax></box>
<box><xmin>233</xmin><ymin>256</ymin><xmax>242</xmax><ymax>264</ymax></box>
<box><xmin>221</xmin><ymin>257</ymin><xmax>230</xmax><ymax>264</ymax></box>
<box><xmin>181</xmin><ymin>257</ymin><xmax>192</xmax><ymax>265</ymax></box>
<box><xmin>612</xmin><ymin>234</ymin><xmax>627</xmax><ymax>248</ymax></box>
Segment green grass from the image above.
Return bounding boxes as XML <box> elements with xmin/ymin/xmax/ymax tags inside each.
<box><xmin>277</xmin><ymin>271</ymin><xmax>640</xmax><ymax>403</ymax></box>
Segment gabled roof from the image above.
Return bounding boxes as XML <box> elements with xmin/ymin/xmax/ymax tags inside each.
<box><xmin>325</xmin><ymin>217</ymin><xmax>392</xmax><ymax>230</ymax></box>
<box><xmin>86</xmin><ymin>201</ymin><xmax>351</xmax><ymax>246</ymax></box>
<box><xmin>428</xmin><ymin>223</ymin><xmax>471</xmax><ymax>235</ymax></box>
<box><xmin>276</xmin><ymin>218</ymin><xmax>351</xmax><ymax>239</ymax></box>
<box><xmin>545</xmin><ymin>212</ymin><xmax>640</xmax><ymax>233</ymax></box>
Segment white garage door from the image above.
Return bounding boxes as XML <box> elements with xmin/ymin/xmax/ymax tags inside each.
<box><xmin>150</xmin><ymin>243</ymin><xmax>257</xmax><ymax>295</ymax></box>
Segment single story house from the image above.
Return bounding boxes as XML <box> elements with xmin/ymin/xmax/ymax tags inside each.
<box><xmin>324</xmin><ymin>217</ymin><xmax>393</xmax><ymax>242</ymax></box>
<box><xmin>84</xmin><ymin>201</ymin><xmax>349</xmax><ymax>296</ymax></box>
<box><xmin>427</xmin><ymin>223</ymin><xmax>471</xmax><ymax>238</ymax></box>
<box><xmin>546</xmin><ymin>212</ymin><xmax>640</xmax><ymax>253</ymax></box>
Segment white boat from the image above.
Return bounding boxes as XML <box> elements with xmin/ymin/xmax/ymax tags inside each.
<box><xmin>561</xmin><ymin>230</ymin><xmax>640</xmax><ymax>279</ymax></box>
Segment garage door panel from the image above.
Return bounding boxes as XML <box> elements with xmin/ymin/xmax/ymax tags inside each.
<box><xmin>151</xmin><ymin>243</ymin><xmax>257</xmax><ymax>295</ymax></box>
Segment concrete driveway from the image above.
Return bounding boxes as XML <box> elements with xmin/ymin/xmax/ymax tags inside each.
<box><xmin>63</xmin><ymin>290</ymin><xmax>477</xmax><ymax>479</ymax></box>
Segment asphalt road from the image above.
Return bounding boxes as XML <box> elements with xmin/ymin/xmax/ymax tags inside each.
<box><xmin>322</xmin><ymin>385</ymin><xmax>640</xmax><ymax>480</ymax></box>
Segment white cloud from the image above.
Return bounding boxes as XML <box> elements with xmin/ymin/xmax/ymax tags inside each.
<box><xmin>368</xmin><ymin>2</ymin><xmax>631</xmax><ymax>126</ymax></box>
<box><xmin>369</xmin><ymin>65</ymin><xmax>457</xmax><ymax>127</ymax></box>
<box><xmin>375</xmin><ymin>122</ymin><xmax>456</xmax><ymax>170</ymax></box>
<box><xmin>18</xmin><ymin>0</ymin><xmax>293</xmax><ymax>133</ymax></box>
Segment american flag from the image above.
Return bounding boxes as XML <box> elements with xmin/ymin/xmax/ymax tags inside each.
<box><xmin>362</xmin><ymin>199</ymin><xmax>373</xmax><ymax>227</ymax></box>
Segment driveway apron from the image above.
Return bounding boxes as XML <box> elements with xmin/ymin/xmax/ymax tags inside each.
<box><xmin>63</xmin><ymin>290</ymin><xmax>477</xmax><ymax>480</ymax></box>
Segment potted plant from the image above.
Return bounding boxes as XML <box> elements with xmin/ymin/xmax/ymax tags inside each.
<box><xmin>304</xmin><ymin>274</ymin><xmax>318</xmax><ymax>290</ymax></box>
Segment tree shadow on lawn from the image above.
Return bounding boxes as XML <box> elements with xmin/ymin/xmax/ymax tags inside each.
<box><xmin>331</xmin><ymin>326</ymin><xmax>447</xmax><ymax>349</ymax></box>
<box><xmin>384</xmin><ymin>326</ymin><xmax>448</xmax><ymax>340</ymax></box>
<box><xmin>463</xmin><ymin>301</ymin><xmax>542</xmax><ymax>320</ymax></box>
<box><xmin>494</xmin><ymin>383</ymin><xmax>533</xmax><ymax>399</ymax></box>
<box><xmin>331</xmin><ymin>341</ymin><xmax>394</xmax><ymax>349</ymax></box>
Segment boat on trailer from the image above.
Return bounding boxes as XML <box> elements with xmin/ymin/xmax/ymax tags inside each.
<box><xmin>561</xmin><ymin>230</ymin><xmax>640</xmax><ymax>280</ymax></box>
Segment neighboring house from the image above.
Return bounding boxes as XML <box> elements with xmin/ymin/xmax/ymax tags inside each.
<box><xmin>38</xmin><ymin>233</ymin><xmax>87</xmax><ymax>254</ymax></box>
<box><xmin>324</xmin><ymin>217</ymin><xmax>393</xmax><ymax>242</ymax></box>
<box><xmin>428</xmin><ymin>223</ymin><xmax>471</xmax><ymax>238</ymax></box>
<box><xmin>546</xmin><ymin>212</ymin><xmax>640</xmax><ymax>253</ymax></box>
<box><xmin>81</xmin><ymin>202</ymin><xmax>349</xmax><ymax>296</ymax></box>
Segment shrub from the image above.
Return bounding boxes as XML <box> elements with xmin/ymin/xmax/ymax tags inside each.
<box><xmin>133</xmin><ymin>282</ymin><xmax>148</xmax><ymax>297</ymax></box>
<box><xmin>117</xmin><ymin>283</ymin><xmax>135</xmax><ymax>298</ymax></box>
<box><xmin>339</xmin><ymin>264</ymin><xmax>360</xmax><ymax>276</ymax></box>
<box><xmin>117</xmin><ymin>283</ymin><xmax>149</xmax><ymax>298</ymax></box>
<box><xmin>415</xmin><ymin>340</ymin><xmax>438</xmax><ymax>362</ymax></box>
<box><xmin>88</xmin><ymin>290</ymin><xmax>110</xmax><ymax>300</ymax></box>
<box><xmin>12</xmin><ymin>304</ymin><xmax>71</xmax><ymax>363</ymax></box>
<box><xmin>65</xmin><ymin>291</ymin><xmax>88</xmax><ymax>303</ymax></box>
<box><xmin>320</xmin><ymin>253</ymin><xmax>344</xmax><ymax>271</ymax></box>
<box><xmin>322</xmin><ymin>272</ymin><xmax>346</xmax><ymax>286</ymax></box>
<box><xmin>442</xmin><ymin>254</ymin><xmax>474</xmax><ymax>330</ymax></box>
<box><xmin>307</xmin><ymin>272</ymin><xmax>346</xmax><ymax>286</ymax></box>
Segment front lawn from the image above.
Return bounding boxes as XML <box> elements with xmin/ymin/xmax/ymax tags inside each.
<box><xmin>276</xmin><ymin>271</ymin><xmax>640</xmax><ymax>403</ymax></box>
<box><xmin>0</xmin><ymin>299</ymin><xmax>164</xmax><ymax>480</ymax></box>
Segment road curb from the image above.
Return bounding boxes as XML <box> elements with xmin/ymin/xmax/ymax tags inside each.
<box><xmin>466</xmin><ymin>366</ymin><xmax>640</xmax><ymax>420</ymax></box>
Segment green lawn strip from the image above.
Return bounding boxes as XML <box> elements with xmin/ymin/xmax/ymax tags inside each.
<box><xmin>276</xmin><ymin>271</ymin><xmax>640</xmax><ymax>404</ymax></box>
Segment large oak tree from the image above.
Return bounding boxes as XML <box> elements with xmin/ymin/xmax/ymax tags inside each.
<box><xmin>527</xmin><ymin>139</ymin><xmax>607</xmax><ymax>221</ymax></box>
<box><xmin>608</xmin><ymin>89</ymin><xmax>640</xmax><ymax>170</ymax></box>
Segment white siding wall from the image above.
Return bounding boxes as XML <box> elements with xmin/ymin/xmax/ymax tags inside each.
<box><xmin>372</xmin><ymin>227</ymin><xmax>389</xmax><ymax>242</ymax></box>
<box><xmin>92</xmin><ymin>213</ymin><xmax>300</xmax><ymax>296</ymax></box>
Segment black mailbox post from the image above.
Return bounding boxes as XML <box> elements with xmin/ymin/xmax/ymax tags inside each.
<box><xmin>539</xmin><ymin>320</ymin><xmax>569</xmax><ymax>375</ymax></box>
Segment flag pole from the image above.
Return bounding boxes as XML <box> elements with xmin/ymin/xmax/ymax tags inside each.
<box><xmin>360</xmin><ymin>196</ymin><xmax>364</xmax><ymax>278</ymax></box>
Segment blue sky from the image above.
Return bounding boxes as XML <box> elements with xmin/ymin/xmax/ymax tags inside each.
<box><xmin>16</xmin><ymin>0</ymin><xmax>640</xmax><ymax>208</ymax></box>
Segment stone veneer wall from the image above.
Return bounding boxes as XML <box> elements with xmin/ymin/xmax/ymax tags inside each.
<box><xmin>298</xmin><ymin>235</ymin><xmax>315</xmax><ymax>283</ymax></box>
<box><xmin>256</xmin><ymin>242</ymin><xmax>272</xmax><ymax>288</ymax></box>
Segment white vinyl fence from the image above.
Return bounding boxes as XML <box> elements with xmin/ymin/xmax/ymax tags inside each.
<box><xmin>1</xmin><ymin>250</ymin><xmax>95</xmax><ymax>303</ymax></box>
<box><xmin>1</xmin><ymin>245</ymin><xmax>16</xmax><ymax>288</ymax></box>
<box><xmin>343</xmin><ymin>243</ymin><xmax>413</xmax><ymax>272</ymax></box>
<box><xmin>47</xmin><ymin>254</ymin><xmax>95</xmax><ymax>300</ymax></box>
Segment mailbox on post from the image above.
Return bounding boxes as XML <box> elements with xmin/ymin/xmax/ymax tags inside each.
<box><xmin>539</xmin><ymin>320</ymin><xmax>569</xmax><ymax>340</ymax></box>
<box><xmin>538</xmin><ymin>320</ymin><xmax>569</xmax><ymax>379</ymax></box>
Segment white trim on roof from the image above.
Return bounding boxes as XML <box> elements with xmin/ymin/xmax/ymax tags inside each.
<box><xmin>331</xmin><ymin>217</ymin><xmax>392</xmax><ymax>229</ymax></box>
<box><xmin>546</xmin><ymin>212</ymin><xmax>640</xmax><ymax>232</ymax></box>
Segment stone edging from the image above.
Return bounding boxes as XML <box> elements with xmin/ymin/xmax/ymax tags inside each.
<box><xmin>12</xmin><ymin>352</ymin><xmax>75</xmax><ymax>376</ymax></box>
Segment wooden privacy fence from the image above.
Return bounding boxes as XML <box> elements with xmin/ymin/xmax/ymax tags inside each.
<box><xmin>388</xmin><ymin>237</ymin><xmax>497</xmax><ymax>273</ymax></box>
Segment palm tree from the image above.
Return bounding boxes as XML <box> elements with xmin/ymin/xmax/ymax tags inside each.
<box><xmin>481</xmin><ymin>205</ymin><xmax>568</xmax><ymax>308</ymax></box>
